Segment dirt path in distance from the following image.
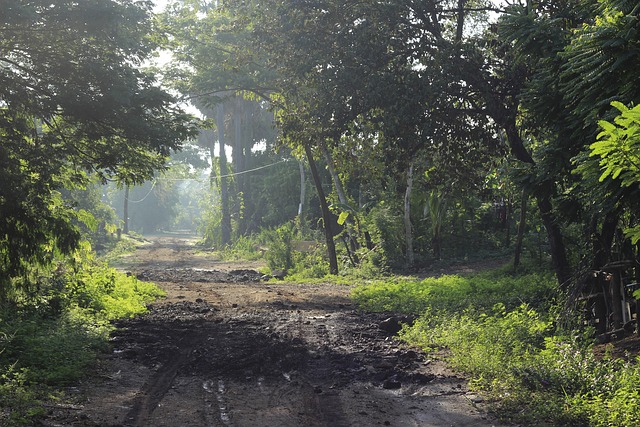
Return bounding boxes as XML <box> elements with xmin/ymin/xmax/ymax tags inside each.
<box><xmin>45</xmin><ymin>235</ymin><xmax>505</xmax><ymax>427</ymax></box>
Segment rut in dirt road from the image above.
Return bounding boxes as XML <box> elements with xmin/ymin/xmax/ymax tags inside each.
<box><xmin>109</xmin><ymin>298</ymin><xmax>499</xmax><ymax>427</ymax></box>
<box><xmin>45</xmin><ymin>236</ymin><xmax>503</xmax><ymax>427</ymax></box>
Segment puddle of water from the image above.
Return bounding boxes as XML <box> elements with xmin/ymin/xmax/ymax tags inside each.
<box><xmin>203</xmin><ymin>379</ymin><xmax>231</xmax><ymax>425</ymax></box>
<box><xmin>216</xmin><ymin>380</ymin><xmax>231</xmax><ymax>425</ymax></box>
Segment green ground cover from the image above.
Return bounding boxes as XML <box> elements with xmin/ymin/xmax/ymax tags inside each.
<box><xmin>352</xmin><ymin>268</ymin><xmax>640</xmax><ymax>426</ymax></box>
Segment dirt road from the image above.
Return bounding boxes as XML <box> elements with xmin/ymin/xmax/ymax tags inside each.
<box><xmin>46</xmin><ymin>235</ymin><xmax>503</xmax><ymax>427</ymax></box>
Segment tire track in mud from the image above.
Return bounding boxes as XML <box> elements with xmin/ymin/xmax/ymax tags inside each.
<box><xmin>107</xmin><ymin>293</ymin><xmax>498</xmax><ymax>427</ymax></box>
<box><xmin>123</xmin><ymin>325</ymin><xmax>200</xmax><ymax>426</ymax></box>
<box><xmin>45</xmin><ymin>236</ymin><xmax>504</xmax><ymax>427</ymax></box>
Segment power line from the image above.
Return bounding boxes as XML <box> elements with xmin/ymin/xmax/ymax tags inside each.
<box><xmin>127</xmin><ymin>180</ymin><xmax>157</xmax><ymax>204</ymax></box>
<box><xmin>125</xmin><ymin>160</ymin><xmax>289</xmax><ymax>202</ymax></box>
<box><xmin>217</xmin><ymin>160</ymin><xmax>288</xmax><ymax>178</ymax></box>
<box><xmin>155</xmin><ymin>160</ymin><xmax>288</xmax><ymax>182</ymax></box>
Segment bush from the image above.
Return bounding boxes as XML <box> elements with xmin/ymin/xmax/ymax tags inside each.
<box><xmin>0</xmin><ymin>246</ymin><xmax>166</xmax><ymax>425</ymax></box>
<box><xmin>353</xmin><ymin>269</ymin><xmax>640</xmax><ymax>425</ymax></box>
<box><xmin>1</xmin><ymin>314</ymin><xmax>108</xmax><ymax>386</ymax></box>
<box><xmin>65</xmin><ymin>263</ymin><xmax>165</xmax><ymax>321</ymax></box>
<box><xmin>0</xmin><ymin>367</ymin><xmax>45</xmax><ymax>426</ymax></box>
<box><xmin>351</xmin><ymin>271</ymin><xmax>556</xmax><ymax>314</ymax></box>
<box><xmin>402</xmin><ymin>304</ymin><xmax>552</xmax><ymax>383</ymax></box>
<box><xmin>219</xmin><ymin>235</ymin><xmax>264</xmax><ymax>261</ymax></box>
<box><xmin>569</xmin><ymin>356</ymin><xmax>640</xmax><ymax>427</ymax></box>
<box><xmin>262</xmin><ymin>222</ymin><xmax>296</xmax><ymax>272</ymax></box>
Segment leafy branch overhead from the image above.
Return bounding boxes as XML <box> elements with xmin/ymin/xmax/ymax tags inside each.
<box><xmin>590</xmin><ymin>101</ymin><xmax>640</xmax><ymax>244</ymax></box>
<box><xmin>0</xmin><ymin>0</ymin><xmax>197</xmax><ymax>292</ymax></box>
<box><xmin>591</xmin><ymin>102</ymin><xmax>640</xmax><ymax>187</ymax></box>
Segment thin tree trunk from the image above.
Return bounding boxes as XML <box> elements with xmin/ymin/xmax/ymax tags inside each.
<box><xmin>234</xmin><ymin>98</ymin><xmax>244</xmax><ymax>234</ymax></box>
<box><xmin>460</xmin><ymin>53</ymin><xmax>570</xmax><ymax>287</ymax></box>
<box><xmin>455</xmin><ymin>0</ymin><xmax>467</xmax><ymax>43</ymax></box>
<box><xmin>592</xmin><ymin>211</ymin><xmax>618</xmax><ymax>269</ymax></box>
<box><xmin>217</xmin><ymin>103</ymin><xmax>231</xmax><ymax>246</ymax></box>
<box><xmin>504</xmin><ymin>196</ymin><xmax>511</xmax><ymax>247</ymax></box>
<box><xmin>323</xmin><ymin>144</ymin><xmax>348</xmax><ymax>205</ymax></box>
<box><xmin>298</xmin><ymin>161</ymin><xmax>305</xmax><ymax>217</ymax></box>
<box><xmin>503</xmin><ymin>119</ymin><xmax>570</xmax><ymax>287</ymax></box>
<box><xmin>123</xmin><ymin>185</ymin><xmax>130</xmax><ymax>234</ymax></box>
<box><xmin>514</xmin><ymin>190</ymin><xmax>527</xmax><ymax>270</ymax></box>
<box><xmin>322</xmin><ymin>143</ymin><xmax>359</xmax><ymax>264</ymax></box>
<box><xmin>536</xmin><ymin>188</ymin><xmax>571</xmax><ymax>287</ymax></box>
<box><xmin>404</xmin><ymin>162</ymin><xmax>415</xmax><ymax>267</ymax></box>
<box><xmin>304</xmin><ymin>144</ymin><xmax>338</xmax><ymax>275</ymax></box>
<box><xmin>428</xmin><ymin>191</ymin><xmax>445</xmax><ymax>259</ymax></box>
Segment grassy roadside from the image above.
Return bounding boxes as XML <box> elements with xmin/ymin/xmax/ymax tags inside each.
<box><xmin>0</xmin><ymin>241</ymin><xmax>164</xmax><ymax>426</ymax></box>
<box><xmin>351</xmin><ymin>266</ymin><xmax>640</xmax><ymax>426</ymax></box>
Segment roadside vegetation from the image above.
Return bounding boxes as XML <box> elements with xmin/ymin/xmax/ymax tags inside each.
<box><xmin>353</xmin><ymin>267</ymin><xmax>640</xmax><ymax>426</ymax></box>
<box><xmin>0</xmin><ymin>242</ymin><xmax>164</xmax><ymax>425</ymax></box>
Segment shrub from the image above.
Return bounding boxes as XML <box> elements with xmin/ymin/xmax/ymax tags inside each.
<box><xmin>402</xmin><ymin>304</ymin><xmax>553</xmax><ymax>383</ymax></box>
<box><xmin>66</xmin><ymin>264</ymin><xmax>165</xmax><ymax>321</ymax></box>
<box><xmin>219</xmin><ymin>235</ymin><xmax>264</xmax><ymax>261</ymax></box>
<box><xmin>351</xmin><ymin>271</ymin><xmax>556</xmax><ymax>314</ymax></box>
<box><xmin>0</xmin><ymin>245</ymin><xmax>166</xmax><ymax>425</ymax></box>
<box><xmin>0</xmin><ymin>367</ymin><xmax>45</xmax><ymax>426</ymax></box>
<box><xmin>353</xmin><ymin>268</ymin><xmax>640</xmax><ymax>425</ymax></box>
<box><xmin>262</xmin><ymin>222</ymin><xmax>295</xmax><ymax>272</ymax></box>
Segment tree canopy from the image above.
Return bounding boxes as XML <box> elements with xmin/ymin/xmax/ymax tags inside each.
<box><xmin>0</xmin><ymin>0</ymin><xmax>196</xmax><ymax>296</ymax></box>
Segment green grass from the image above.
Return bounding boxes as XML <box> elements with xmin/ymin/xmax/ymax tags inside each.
<box><xmin>352</xmin><ymin>268</ymin><xmax>640</xmax><ymax>426</ymax></box>
<box><xmin>0</xmin><ymin>252</ymin><xmax>165</xmax><ymax>426</ymax></box>
<box><xmin>351</xmin><ymin>269</ymin><xmax>557</xmax><ymax>314</ymax></box>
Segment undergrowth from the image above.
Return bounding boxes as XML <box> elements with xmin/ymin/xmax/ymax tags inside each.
<box><xmin>0</xmin><ymin>245</ymin><xmax>164</xmax><ymax>426</ymax></box>
<box><xmin>351</xmin><ymin>268</ymin><xmax>557</xmax><ymax>314</ymax></box>
<box><xmin>352</xmin><ymin>268</ymin><xmax>640</xmax><ymax>426</ymax></box>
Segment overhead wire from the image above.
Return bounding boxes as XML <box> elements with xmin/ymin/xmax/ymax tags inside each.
<box><xmin>154</xmin><ymin>159</ymin><xmax>288</xmax><ymax>182</ymax></box>
<box><xmin>127</xmin><ymin>180</ymin><xmax>157</xmax><ymax>204</ymax></box>
<box><xmin>126</xmin><ymin>160</ymin><xmax>288</xmax><ymax>202</ymax></box>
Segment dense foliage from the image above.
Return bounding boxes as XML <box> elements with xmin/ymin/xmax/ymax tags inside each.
<box><xmin>0</xmin><ymin>1</ymin><xmax>192</xmax><ymax>424</ymax></box>
<box><xmin>158</xmin><ymin>0</ymin><xmax>640</xmax><ymax>289</ymax></box>
<box><xmin>0</xmin><ymin>0</ymin><xmax>195</xmax><ymax>299</ymax></box>
<box><xmin>354</xmin><ymin>269</ymin><xmax>640</xmax><ymax>426</ymax></box>
<box><xmin>0</xmin><ymin>244</ymin><xmax>164</xmax><ymax>425</ymax></box>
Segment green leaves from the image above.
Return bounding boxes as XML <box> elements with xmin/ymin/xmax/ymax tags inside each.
<box><xmin>0</xmin><ymin>0</ymin><xmax>196</xmax><ymax>296</ymax></box>
<box><xmin>586</xmin><ymin>101</ymin><xmax>640</xmax><ymax>244</ymax></box>
<box><xmin>590</xmin><ymin>102</ymin><xmax>640</xmax><ymax>187</ymax></box>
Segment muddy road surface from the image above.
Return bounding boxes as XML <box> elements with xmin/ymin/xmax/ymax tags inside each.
<box><xmin>46</xmin><ymin>235</ymin><xmax>503</xmax><ymax>427</ymax></box>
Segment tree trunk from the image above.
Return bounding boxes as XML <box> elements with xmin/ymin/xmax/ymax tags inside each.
<box><xmin>233</xmin><ymin>98</ymin><xmax>245</xmax><ymax>234</ymax></box>
<box><xmin>455</xmin><ymin>0</ymin><xmax>467</xmax><ymax>43</ymax></box>
<box><xmin>461</xmin><ymin>52</ymin><xmax>570</xmax><ymax>287</ymax></box>
<box><xmin>592</xmin><ymin>211</ymin><xmax>619</xmax><ymax>269</ymax></box>
<box><xmin>298</xmin><ymin>160</ymin><xmax>306</xmax><ymax>217</ymax></box>
<box><xmin>217</xmin><ymin>103</ymin><xmax>231</xmax><ymax>246</ymax></box>
<box><xmin>514</xmin><ymin>190</ymin><xmax>527</xmax><ymax>270</ymax></box>
<box><xmin>123</xmin><ymin>185</ymin><xmax>130</xmax><ymax>234</ymax></box>
<box><xmin>404</xmin><ymin>162</ymin><xmax>415</xmax><ymax>267</ymax></box>
<box><xmin>504</xmin><ymin>196</ymin><xmax>511</xmax><ymax>247</ymax></box>
<box><xmin>536</xmin><ymin>188</ymin><xmax>571</xmax><ymax>288</ymax></box>
<box><xmin>322</xmin><ymin>143</ymin><xmax>359</xmax><ymax>264</ymax></box>
<box><xmin>428</xmin><ymin>191</ymin><xmax>445</xmax><ymax>259</ymax></box>
<box><xmin>503</xmin><ymin>118</ymin><xmax>570</xmax><ymax>287</ymax></box>
<box><xmin>304</xmin><ymin>144</ymin><xmax>338</xmax><ymax>275</ymax></box>
<box><xmin>323</xmin><ymin>145</ymin><xmax>348</xmax><ymax>205</ymax></box>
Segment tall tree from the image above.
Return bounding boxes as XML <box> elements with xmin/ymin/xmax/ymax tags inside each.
<box><xmin>496</xmin><ymin>0</ymin><xmax>640</xmax><ymax>282</ymax></box>
<box><xmin>216</xmin><ymin>103</ymin><xmax>232</xmax><ymax>245</ymax></box>
<box><xmin>0</xmin><ymin>0</ymin><xmax>195</xmax><ymax>297</ymax></box>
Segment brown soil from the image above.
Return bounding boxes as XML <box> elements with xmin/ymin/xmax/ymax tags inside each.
<box><xmin>43</xmin><ymin>235</ymin><xmax>506</xmax><ymax>427</ymax></box>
